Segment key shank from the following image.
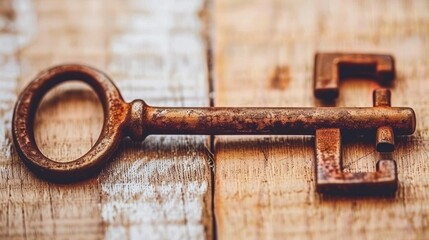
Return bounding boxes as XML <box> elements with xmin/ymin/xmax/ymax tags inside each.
<box><xmin>127</xmin><ymin>101</ymin><xmax>416</xmax><ymax>140</ymax></box>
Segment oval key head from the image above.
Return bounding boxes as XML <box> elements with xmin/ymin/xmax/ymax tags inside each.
<box><xmin>12</xmin><ymin>64</ymin><xmax>130</xmax><ymax>182</ymax></box>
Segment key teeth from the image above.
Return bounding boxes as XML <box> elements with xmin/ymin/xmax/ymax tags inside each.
<box><xmin>376</xmin><ymin>126</ymin><xmax>395</xmax><ymax>152</ymax></box>
<box><xmin>315</xmin><ymin>128</ymin><xmax>398</xmax><ymax>195</ymax></box>
<box><xmin>314</xmin><ymin>53</ymin><xmax>395</xmax><ymax>100</ymax></box>
<box><xmin>316</xmin><ymin>171</ymin><xmax>398</xmax><ymax>196</ymax></box>
<box><xmin>317</xmin><ymin>160</ymin><xmax>398</xmax><ymax>195</ymax></box>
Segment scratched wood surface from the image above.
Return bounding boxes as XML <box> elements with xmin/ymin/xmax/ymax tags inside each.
<box><xmin>214</xmin><ymin>0</ymin><xmax>429</xmax><ymax>239</ymax></box>
<box><xmin>0</xmin><ymin>0</ymin><xmax>212</xmax><ymax>239</ymax></box>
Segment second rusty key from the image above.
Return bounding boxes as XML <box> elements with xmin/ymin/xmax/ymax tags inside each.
<box><xmin>12</xmin><ymin>64</ymin><xmax>416</xmax><ymax>194</ymax></box>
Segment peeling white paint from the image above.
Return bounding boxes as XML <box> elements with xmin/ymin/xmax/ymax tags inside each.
<box><xmin>101</xmin><ymin>181</ymin><xmax>208</xmax><ymax>223</ymax></box>
<box><xmin>0</xmin><ymin>0</ymin><xmax>36</xmax><ymax>161</ymax></box>
<box><xmin>100</xmin><ymin>0</ymin><xmax>209</xmax><ymax>239</ymax></box>
<box><xmin>0</xmin><ymin>0</ymin><xmax>36</xmax><ymax>237</ymax></box>
<box><xmin>13</xmin><ymin>0</ymin><xmax>37</xmax><ymax>47</ymax></box>
<box><xmin>100</xmin><ymin>137</ymin><xmax>210</xmax><ymax>240</ymax></box>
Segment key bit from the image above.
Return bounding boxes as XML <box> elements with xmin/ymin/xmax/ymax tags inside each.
<box><xmin>316</xmin><ymin>89</ymin><xmax>399</xmax><ymax>195</ymax></box>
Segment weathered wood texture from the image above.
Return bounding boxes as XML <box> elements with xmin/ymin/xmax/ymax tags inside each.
<box><xmin>100</xmin><ymin>1</ymin><xmax>212</xmax><ymax>239</ymax></box>
<box><xmin>214</xmin><ymin>0</ymin><xmax>429</xmax><ymax>239</ymax></box>
<box><xmin>0</xmin><ymin>0</ymin><xmax>212</xmax><ymax>239</ymax></box>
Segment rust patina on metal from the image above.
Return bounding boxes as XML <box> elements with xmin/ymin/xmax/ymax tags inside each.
<box><xmin>12</xmin><ymin>64</ymin><xmax>416</xmax><ymax>195</ymax></box>
<box><xmin>314</xmin><ymin>53</ymin><xmax>395</xmax><ymax>99</ymax></box>
<box><xmin>316</xmin><ymin>89</ymin><xmax>399</xmax><ymax>195</ymax></box>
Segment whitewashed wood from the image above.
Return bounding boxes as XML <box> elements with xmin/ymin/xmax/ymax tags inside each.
<box><xmin>100</xmin><ymin>0</ymin><xmax>212</xmax><ymax>239</ymax></box>
<box><xmin>1</xmin><ymin>0</ymin><xmax>107</xmax><ymax>238</ymax></box>
<box><xmin>0</xmin><ymin>0</ymin><xmax>212</xmax><ymax>239</ymax></box>
<box><xmin>214</xmin><ymin>0</ymin><xmax>429</xmax><ymax>239</ymax></box>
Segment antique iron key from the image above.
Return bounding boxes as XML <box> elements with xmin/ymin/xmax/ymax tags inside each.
<box><xmin>12</xmin><ymin>63</ymin><xmax>415</xmax><ymax>194</ymax></box>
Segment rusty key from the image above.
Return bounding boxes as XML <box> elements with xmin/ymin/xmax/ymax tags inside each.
<box><xmin>12</xmin><ymin>64</ymin><xmax>416</xmax><ymax>194</ymax></box>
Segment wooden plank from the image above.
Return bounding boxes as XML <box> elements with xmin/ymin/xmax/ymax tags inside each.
<box><xmin>213</xmin><ymin>0</ymin><xmax>429</xmax><ymax>239</ymax></box>
<box><xmin>1</xmin><ymin>1</ymin><xmax>106</xmax><ymax>238</ymax></box>
<box><xmin>99</xmin><ymin>0</ymin><xmax>212</xmax><ymax>239</ymax></box>
<box><xmin>0</xmin><ymin>0</ymin><xmax>212</xmax><ymax>239</ymax></box>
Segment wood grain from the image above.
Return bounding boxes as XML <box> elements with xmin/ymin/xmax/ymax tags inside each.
<box><xmin>213</xmin><ymin>0</ymin><xmax>429</xmax><ymax>239</ymax></box>
<box><xmin>99</xmin><ymin>1</ymin><xmax>212</xmax><ymax>239</ymax></box>
<box><xmin>0</xmin><ymin>0</ymin><xmax>212</xmax><ymax>239</ymax></box>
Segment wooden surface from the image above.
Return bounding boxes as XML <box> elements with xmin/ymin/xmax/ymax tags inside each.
<box><xmin>214</xmin><ymin>0</ymin><xmax>429</xmax><ymax>239</ymax></box>
<box><xmin>1</xmin><ymin>0</ymin><xmax>429</xmax><ymax>239</ymax></box>
<box><xmin>0</xmin><ymin>0</ymin><xmax>212</xmax><ymax>239</ymax></box>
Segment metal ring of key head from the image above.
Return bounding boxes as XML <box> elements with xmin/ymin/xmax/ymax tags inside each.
<box><xmin>12</xmin><ymin>63</ymin><xmax>416</xmax><ymax>195</ymax></box>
